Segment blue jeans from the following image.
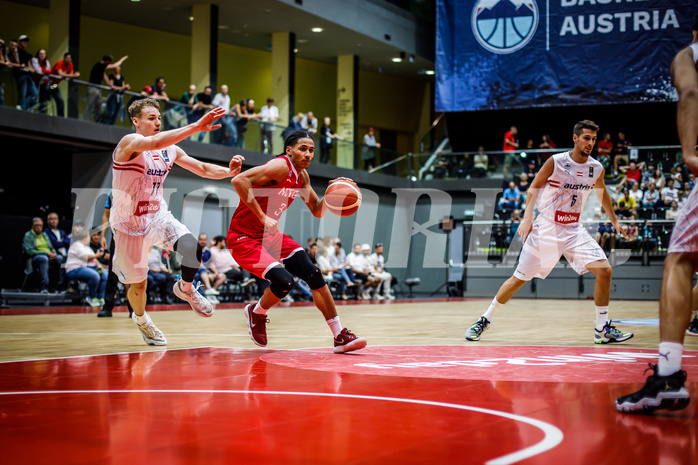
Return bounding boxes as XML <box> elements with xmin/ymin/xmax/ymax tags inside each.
<box><xmin>214</xmin><ymin>116</ymin><xmax>237</xmax><ymax>146</ymax></box>
<box><xmin>32</xmin><ymin>254</ymin><xmax>64</xmax><ymax>291</ymax></box>
<box><xmin>67</xmin><ymin>267</ymin><xmax>107</xmax><ymax>299</ymax></box>
<box><xmin>16</xmin><ymin>74</ymin><xmax>38</xmax><ymax>110</ymax></box>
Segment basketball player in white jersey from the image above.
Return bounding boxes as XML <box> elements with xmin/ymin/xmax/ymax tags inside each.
<box><xmin>617</xmin><ymin>18</ymin><xmax>698</xmax><ymax>413</ymax></box>
<box><xmin>465</xmin><ymin>120</ymin><xmax>634</xmax><ymax>345</ymax></box>
<box><xmin>112</xmin><ymin>98</ymin><xmax>244</xmax><ymax>345</ymax></box>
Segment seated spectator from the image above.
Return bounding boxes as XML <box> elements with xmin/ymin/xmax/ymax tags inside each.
<box><xmin>192</xmin><ymin>233</ymin><xmax>224</xmax><ymax>302</ymax></box>
<box><xmin>523</xmin><ymin>158</ymin><xmax>538</xmax><ymax>181</ymax></box>
<box><xmin>89</xmin><ymin>230</ymin><xmax>109</xmax><ymax>267</ymax></box>
<box><xmin>617</xmin><ymin>188</ymin><xmax>638</xmax><ymax>213</ymax></box>
<box><xmin>146</xmin><ymin>246</ymin><xmax>175</xmax><ymax>304</ymax></box>
<box><xmin>687</xmin><ymin>173</ymin><xmax>695</xmax><ymax>189</ymax></box>
<box><xmin>596</xmin><ymin>132</ymin><xmax>613</xmax><ymax>172</ymax></box>
<box><xmin>45</xmin><ymin>212</ymin><xmax>70</xmax><ymax>259</ymax></box>
<box><xmin>472</xmin><ymin>147</ymin><xmax>488</xmax><ymax>178</ymax></box>
<box><xmin>347</xmin><ymin>243</ymin><xmax>380</xmax><ymax>300</ymax></box>
<box><xmin>670</xmin><ymin>166</ymin><xmax>684</xmax><ymax>185</ymax></box>
<box><xmin>618</xmin><ymin>161</ymin><xmax>645</xmax><ymax>189</ymax></box>
<box><xmin>613</xmin><ymin>131</ymin><xmax>631</xmax><ymax>175</ymax></box>
<box><xmin>99</xmin><ymin>65</ymin><xmax>129</xmax><ymax>125</ymax></box>
<box><xmin>65</xmin><ymin>228</ymin><xmax>107</xmax><ymax>307</ymax></box>
<box><xmin>504</xmin><ymin>209</ymin><xmax>522</xmax><ymax>248</ymax></box>
<box><xmin>628</xmin><ymin>181</ymin><xmax>644</xmax><ymax>205</ymax></box>
<box><xmin>619</xmin><ymin>220</ymin><xmax>640</xmax><ymax>249</ymax></box>
<box><xmin>456</xmin><ymin>153</ymin><xmax>474</xmax><ymax>179</ymax></box>
<box><xmin>665</xmin><ymin>201</ymin><xmax>681</xmax><ymax>220</ymax></box>
<box><xmin>640</xmin><ymin>220</ymin><xmax>658</xmax><ymax>251</ymax></box>
<box><xmin>677</xmin><ymin>189</ymin><xmax>687</xmax><ymax>210</ymax></box>
<box><xmin>49</xmin><ymin>52</ymin><xmax>80</xmax><ymax>117</ymax></box>
<box><xmin>640</xmin><ymin>163</ymin><xmax>655</xmax><ymax>188</ymax></box>
<box><xmin>329</xmin><ymin>241</ymin><xmax>357</xmax><ymax>298</ymax></box>
<box><xmin>660</xmin><ymin>178</ymin><xmax>679</xmax><ymax>207</ymax></box>
<box><xmin>594</xmin><ymin>214</ymin><xmax>615</xmax><ymax>252</ymax></box>
<box><xmin>316</xmin><ymin>245</ymin><xmax>348</xmax><ymax>300</ymax></box>
<box><xmin>615</xmin><ymin>201</ymin><xmax>634</xmax><ymax>219</ymax></box>
<box><xmin>516</xmin><ymin>172</ymin><xmax>531</xmax><ymax>193</ymax></box>
<box><xmin>432</xmin><ymin>151</ymin><xmax>452</xmax><ymax>178</ymax></box>
<box><xmin>642</xmin><ymin>183</ymin><xmax>660</xmax><ymax>210</ymax></box>
<box><xmin>369</xmin><ymin>243</ymin><xmax>394</xmax><ymax>300</ymax></box>
<box><xmin>649</xmin><ymin>169</ymin><xmax>666</xmax><ymax>190</ymax></box>
<box><xmin>23</xmin><ymin>217</ymin><xmax>64</xmax><ymax>292</ymax></box>
<box><xmin>209</xmin><ymin>235</ymin><xmax>255</xmax><ymax>297</ymax></box>
<box><xmin>301</xmin><ymin>111</ymin><xmax>318</xmax><ymax>135</ymax></box>
<box><xmin>499</xmin><ymin>181</ymin><xmax>521</xmax><ymax>211</ymax></box>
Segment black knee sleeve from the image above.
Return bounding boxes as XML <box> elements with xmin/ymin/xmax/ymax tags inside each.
<box><xmin>284</xmin><ymin>252</ymin><xmax>326</xmax><ymax>290</ymax></box>
<box><xmin>173</xmin><ymin>234</ymin><xmax>202</xmax><ymax>282</ymax></box>
<box><xmin>265</xmin><ymin>265</ymin><xmax>295</xmax><ymax>299</ymax></box>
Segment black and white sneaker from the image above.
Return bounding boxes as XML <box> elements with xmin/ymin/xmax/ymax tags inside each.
<box><xmin>616</xmin><ymin>364</ymin><xmax>690</xmax><ymax>413</ymax></box>
<box><xmin>686</xmin><ymin>316</ymin><xmax>698</xmax><ymax>337</ymax></box>
<box><xmin>465</xmin><ymin>316</ymin><xmax>490</xmax><ymax>341</ymax></box>
<box><xmin>595</xmin><ymin>320</ymin><xmax>633</xmax><ymax>344</ymax></box>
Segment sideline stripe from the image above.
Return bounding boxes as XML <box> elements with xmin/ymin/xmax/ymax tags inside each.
<box><xmin>0</xmin><ymin>389</ymin><xmax>563</xmax><ymax>464</ymax></box>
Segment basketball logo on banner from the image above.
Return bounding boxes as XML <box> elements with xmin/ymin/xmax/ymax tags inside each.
<box><xmin>472</xmin><ymin>0</ymin><xmax>538</xmax><ymax>54</ymax></box>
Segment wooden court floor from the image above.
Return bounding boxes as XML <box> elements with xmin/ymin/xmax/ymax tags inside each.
<box><xmin>0</xmin><ymin>298</ymin><xmax>696</xmax><ymax>464</ymax></box>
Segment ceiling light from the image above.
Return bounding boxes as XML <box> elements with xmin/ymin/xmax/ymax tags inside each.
<box><xmin>311</xmin><ymin>27</ymin><xmax>323</xmax><ymax>33</ymax></box>
<box><xmin>425</xmin><ymin>70</ymin><xmax>435</xmax><ymax>75</ymax></box>
<box><xmin>391</xmin><ymin>57</ymin><xmax>402</xmax><ymax>63</ymax></box>
<box><xmin>189</xmin><ymin>16</ymin><xmax>194</xmax><ymax>21</ymax></box>
<box><xmin>297</xmin><ymin>38</ymin><xmax>308</xmax><ymax>44</ymax></box>
<box><xmin>294</xmin><ymin>48</ymin><xmax>298</xmax><ymax>53</ymax></box>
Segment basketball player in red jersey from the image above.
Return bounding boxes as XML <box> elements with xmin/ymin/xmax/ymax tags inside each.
<box><xmin>112</xmin><ymin>98</ymin><xmax>244</xmax><ymax>346</ymax></box>
<box><xmin>228</xmin><ymin>130</ymin><xmax>366</xmax><ymax>353</ymax></box>
<box><xmin>617</xmin><ymin>18</ymin><xmax>698</xmax><ymax>413</ymax></box>
<box><xmin>465</xmin><ymin>120</ymin><xmax>633</xmax><ymax>345</ymax></box>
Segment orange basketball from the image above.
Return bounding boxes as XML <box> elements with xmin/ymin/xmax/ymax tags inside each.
<box><xmin>324</xmin><ymin>181</ymin><xmax>362</xmax><ymax>217</ymax></box>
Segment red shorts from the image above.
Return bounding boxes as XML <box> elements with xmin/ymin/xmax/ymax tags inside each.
<box><xmin>227</xmin><ymin>231</ymin><xmax>304</xmax><ymax>279</ymax></box>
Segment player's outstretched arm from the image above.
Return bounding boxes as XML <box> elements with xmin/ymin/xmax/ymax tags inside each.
<box><xmin>115</xmin><ymin>108</ymin><xmax>227</xmax><ymax>161</ymax></box>
<box><xmin>173</xmin><ymin>147</ymin><xmax>245</xmax><ymax>179</ymax></box>
<box><xmin>671</xmin><ymin>46</ymin><xmax>698</xmax><ymax>176</ymax></box>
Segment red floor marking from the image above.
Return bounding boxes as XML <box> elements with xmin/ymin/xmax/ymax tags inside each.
<box><xmin>0</xmin><ymin>348</ymin><xmax>696</xmax><ymax>464</ymax></box>
<box><xmin>261</xmin><ymin>346</ymin><xmax>698</xmax><ymax>383</ymax></box>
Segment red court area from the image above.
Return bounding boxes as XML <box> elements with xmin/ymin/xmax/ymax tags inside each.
<box><xmin>0</xmin><ymin>346</ymin><xmax>696</xmax><ymax>464</ymax></box>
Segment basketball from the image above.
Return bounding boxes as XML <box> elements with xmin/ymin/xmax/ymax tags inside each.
<box><xmin>324</xmin><ymin>180</ymin><xmax>362</xmax><ymax>217</ymax></box>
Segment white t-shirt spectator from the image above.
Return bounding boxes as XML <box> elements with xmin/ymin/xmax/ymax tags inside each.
<box><xmin>66</xmin><ymin>241</ymin><xmax>97</xmax><ymax>273</ymax></box>
<box><xmin>209</xmin><ymin>246</ymin><xmax>238</xmax><ymax>274</ymax></box>
<box><xmin>212</xmin><ymin>93</ymin><xmax>231</xmax><ymax>112</ymax></box>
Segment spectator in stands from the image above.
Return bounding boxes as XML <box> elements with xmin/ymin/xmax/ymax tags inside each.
<box><xmin>666</xmin><ymin>201</ymin><xmax>681</xmax><ymax>220</ymax></box>
<box><xmin>640</xmin><ymin>220</ymin><xmax>657</xmax><ymax>252</ymax></box>
<box><xmin>209</xmin><ymin>235</ymin><xmax>255</xmax><ymax>293</ymax></box>
<box><xmin>150</xmin><ymin>76</ymin><xmax>169</xmax><ymax>101</ymax></box>
<box><xmin>642</xmin><ymin>182</ymin><xmax>660</xmax><ymax>210</ymax></box>
<box><xmin>166</xmin><ymin>84</ymin><xmax>196</xmax><ymax>129</ymax></box>
<box><xmin>502</xmin><ymin>126</ymin><xmax>520</xmax><ymax>177</ymax></box>
<box><xmin>597</xmin><ymin>132</ymin><xmax>613</xmax><ymax>172</ymax></box>
<box><xmin>503</xmin><ymin>209</ymin><xmax>522</xmax><ymax>248</ymax></box>
<box><xmin>99</xmin><ymin>65</ymin><xmax>129</xmax><ymax>125</ymax></box>
<box><xmin>316</xmin><ymin>245</ymin><xmax>348</xmax><ymax>300</ymax></box>
<box><xmin>523</xmin><ymin>158</ymin><xmax>538</xmax><ymax>181</ymax></box>
<box><xmin>432</xmin><ymin>151</ymin><xmax>451</xmax><ymax>178</ymax></box>
<box><xmin>499</xmin><ymin>181</ymin><xmax>521</xmax><ymax>211</ymax></box>
<box><xmin>649</xmin><ymin>168</ymin><xmax>666</xmax><ymax>190</ymax></box>
<box><xmin>456</xmin><ymin>153</ymin><xmax>474</xmax><ymax>179</ymax></box>
<box><xmin>628</xmin><ymin>181</ymin><xmax>644</xmax><ymax>205</ymax></box>
<box><xmin>192</xmin><ymin>233</ymin><xmax>223</xmax><ymax>303</ymax></box>
<box><xmin>640</xmin><ymin>163</ymin><xmax>655</xmax><ymax>188</ymax></box>
<box><xmin>302</xmin><ymin>111</ymin><xmax>318</xmax><ymax>135</ymax></box>
<box><xmin>516</xmin><ymin>172</ymin><xmax>531</xmax><ymax>194</ymax></box>
<box><xmin>319</xmin><ymin>117</ymin><xmax>343</xmax><ymax>164</ymax></box>
<box><xmin>188</xmin><ymin>85</ymin><xmax>215</xmax><ymax>141</ymax></box>
<box><xmin>595</xmin><ymin>214</ymin><xmax>615</xmax><ymax>252</ymax></box>
<box><xmin>23</xmin><ymin>217</ymin><xmax>64</xmax><ymax>292</ymax></box>
<box><xmin>616</xmin><ymin>188</ymin><xmax>637</xmax><ymax>216</ymax></box>
<box><xmin>45</xmin><ymin>212</ymin><xmax>70</xmax><ymax>259</ymax></box>
<box><xmin>234</xmin><ymin>98</ymin><xmax>259</xmax><ymax>149</ymax></box>
<box><xmin>618</xmin><ymin>161</ymin><xmax>645</xmax><ymax>188</ymax></box>
<box><xmin>472</xmin><ymin>146</ymin><xmax>488</xmax><ymax>178</ymax></box>
<box><xmin>670</xmin><ymin>166</ymin><xmax>684</xmax><ymax>185</ymax></box>
<box><xmin>87</xmin><ymin>54</ymin><xmax>128</xmax><ymax>121</ymax></box>
<box><xmin>615</xmin><ymin>201</ymin><xmax>634</xmax><ymax>220</ymax></box>
<box><xmin>66</xmin><ymin>228</ymin><xmax>107</xmax><ymax>307</ymax></box>
<box><xmin>281</xmin><ymin>112</ymin><xmax>304</xmax><ymax>142</ymax></box>
<box><xmin>211</xmin><ymin>84</ymin><xmax>237</xmax><ymax>146</ymax></box>
<box><xmin>687</xmin><ymin>173</ymin><xmax>695</xmax><ymax>189</ymax></box>
<box><xmin>259</xmin><ymin>97</ymin><xmax>279</xmax><ymax>154</ymax></box>
<box><xmin>0</xmin><ymin>39</ymin><xmax>7</xmax><ymax>106</ymax></box>
<box><xmin>677</xmin><ymin>189</ymin><xmax>687</xmax><ymax>210</ymax></box>
<box><xmin>89</xmin><ymin>230</ymin><xmax>109</xmax><ymax>267</ymax></box>
<box><xmin>347</xmin><ymin>243</ymin><xmax>380</xmax><ymax>299</ymax></box>
<box><xmin>619</xmin><ymin>220</ymin><xmax>640</xmax><ymax>250</ymax></box>
<box><xmin>613</xmin><ymin>131</ymin><xmax>631</xmax><ymax>175</ymax></box>
<box><xmin>31</xmin><ymin>49</ymin><xmax>53</xmax><ymax>114</ymax></box>
<box><xmin>369</xmin><ymin>243</ymin><xmax>394</xmax><ymax>300</ymax></box>
<box><xmin>660</xmin><ymin>178</ymin><xmax>680</xmax><ymax>207</ymax></box>
<box><xmin>146</xmin><ymin>246</ymin><xmax>175</xmax><ymax>304</ymax></box>
<box><xmin>12</xmin><ymin>36</ymin><xmax>39</xmax><ymax>110</ymax></box>
<box><xmin>49</xmin><ymin>52</ymin><xmax>80</xmax><ymax>117</ymax></box>
<box><xmin>539</xmin><ymin>134</ymin><xmax>556</xmax><ymax>150</ymax></box>
<box><xmin>329</xmin><ymin>241</ymin><xmax>356</xmax><ymax>299</ymax></box>
<box><xmin>361</xmin><ymin>127</ymin><xmax>381</xmax><ymax>170</ymax></box>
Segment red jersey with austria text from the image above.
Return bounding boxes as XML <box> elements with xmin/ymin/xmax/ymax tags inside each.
<box><xmin>230</xmin><ymin>155</ymin><xmax>302</xmax><ymax>238</ymax></box>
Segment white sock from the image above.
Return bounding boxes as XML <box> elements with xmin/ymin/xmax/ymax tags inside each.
<box><xmin>253</xmin><ymin>302</ymin><xmax>268</xmax><ymax>315</ymax></box>
<box><xmin>327</xmin><ymin>316</ymin><xmax>342</xmax><ymax>337</ymax></box>
<box><xmin>595</xmin><ymin>306</ymin><xmax>609</xmax><ymax>331</ymax></box>
<box><xmin>482</xmin><ymin>298</ymin><xmax>503</xmax><ymax>322</ymax></box>
<box><xmin>657</xmin><ymin>341</ymin><xmax>683</xmax><ymax>376</ymax></box>
<box><xmin>136</xmin><ymin>312</ymin><xmax>149</xmax><ymax>325</ymax></box>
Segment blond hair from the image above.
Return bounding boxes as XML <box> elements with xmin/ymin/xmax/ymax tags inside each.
<box><xmin>128</xmin><ymin>98</ymin><xmax>161</xmax><ymax>119</ymax></box>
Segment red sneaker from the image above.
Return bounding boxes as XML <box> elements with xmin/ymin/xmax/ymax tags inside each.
<box><xmin>333</xmin><ymin>328</ymin><xmax>367</xmax><ymax>354</ymax></box>
<box><xmin>244</xmin><ymin>304</ymin><xmax>269</xmax><ymax>347</ymax></box>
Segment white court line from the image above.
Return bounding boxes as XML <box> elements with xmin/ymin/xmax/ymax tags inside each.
<box><xmin>0</xmin><ymin>389</ymin><xmax>563</xmax><ymax>465</ymax></box>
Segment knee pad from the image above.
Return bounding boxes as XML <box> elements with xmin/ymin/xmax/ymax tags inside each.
<box><xmin>284</xmin><ymin>252</ymin><xmax>326</xmax><ymax>290</ymax></box>
<box><xmin>173</xmin><ymin>234</ymin><xmax>201</xmax><ymax>269</ymax></box>
<box><xmin>265</xmin><ymin>266</ymin><xmax>295</xmax><ymax>299</ymax></box>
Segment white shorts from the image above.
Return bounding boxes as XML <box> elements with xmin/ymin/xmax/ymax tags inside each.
<box><xmin>668</xmin><ymin>185</ymin><xmax>698</xmax><ymax>254</ymax></box>
<box><xmin>514</xmin><ymin>220</ymin><xmax>607</xmax><ymax>281</ymax></box>
<box><xmin>112</xmin><ymin>210</ymin><xmax>190</xmax><ymax>284</ymax></box>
